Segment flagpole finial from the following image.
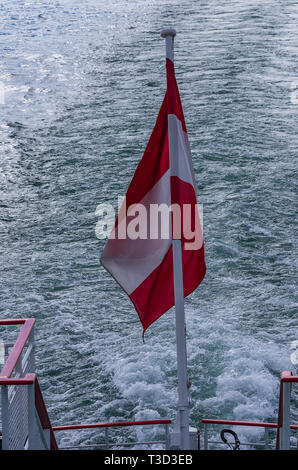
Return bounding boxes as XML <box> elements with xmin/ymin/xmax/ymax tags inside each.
<box><xmin>160</xmin><ymin>27</ymin><xmax>176</xmax><ymax>38</ymax></box>
<box><xmin>161</xmin><ymin>28</ymin><xmax>176</xmax><ymax>61</ymax></box>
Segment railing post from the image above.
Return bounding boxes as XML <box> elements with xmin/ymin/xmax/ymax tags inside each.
<box><xmin>165</xmin><ymin>424</ymin><xmax>170</xmax><ymax>450</ymax></box>
<box><xmin>264</xmin><ymin>427</ymin><xmax>269</xmax><ymax>450</ymax></box>
<box><xmin>1</xmin><ymin>385</ymin><xmax>9</xmax><ymax>450</ymax></box>
<box><xmin>280</xmin><ymin>381</ymin><xmax>291</xmax><ymax>450</ymax></box>
<box><xmin>29</xmin><ymin>327</ymin><xmax>35</xmax><ymax>373</ymax></box>
<box><xmin>105</xmin><ymin>427</ymin><xmax>109</xmax><ymax>450</ymax></box>
<box><xmin>189</xmin><ymin>426</ymin><xmax>198</xmax><ymax>450</ymax></box>
<box><xmin>4</xmin><ymin>344</ymin><xmax>10</xmax><ymax>363</ymax></box>
<box><xmin>15</xmin><ymin>357</ymin><xmax>22</xmax><ymax>377</ymax></box>
<box><xmin>204</xmin><ymin>423</ymin><xmax>208</xmax><ymax>450</ymax></box>
<box><xmin>27</xmin><ymin>383</ymin><xmax>38</xmax><ymax>450</ymax></box>
<box><xmin>44</xmin><ymin>429</ymin><xmax>51</xmax><ymax>449</ymax></box>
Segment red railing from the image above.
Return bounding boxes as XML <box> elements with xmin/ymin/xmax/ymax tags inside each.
<box><xmin>201</xmin><ymin>418</ymin><xmax>277</xmax><ymax>450</ymax></box>
<box><xmin>3</xmin><ymin>318</ymin><xmax>295</xmax><ymax>451</ymax></box>
<box><xmin>52</xmin><ymin>419</ymin><xmax>172</xmax><ymax>450</ymax></box>
<box><xmin>202</xmin><ymin>418</ymin><xmax>297</xmax><ymax>430</ymax></box>
<box><xmin>202</xmin><ymin>419</ymin><xmax>278</xmax><ymax>429</ymax></box>
<box><xmin>203</xmin><ymin>370</ymin><xmax>298</xmax><ymax>451</ymax></box>
<box><xmin>0</xmin><ymin>374</ymin><xmax>58</xmax><ymax>449</ymax></box>
<box><xmin>202</xmin><ymin>418</ymin><xmax>298</xmax><ymax>450</ymax></box>
<box><xmin>0</xmin><ymin>319</ymin><xmax>58</xmax><ymax>449</ymax></box>
<box><xmin>0</xmin><ymin>371</ymin><xmax>170</xmax><ymax>449</ymax></box>
<box><xmin>53</xmin><ymin>419</ymin><xmax>171</xmax><ymax>432</ymax></box>
<box><xmin>276</xmin><ymin>371</ymin><xmax>292</xmax><ymax>450</ymax></box>
<box><xmin>0</xmin><ymin>318</ymin><xmax>35</xmax><ymax>378</ymax></box>
<box><xmin>0</xmin><ymin>319</ymin><xmax>172</xmax><ymax>450</ymax></box>
<box><xmin>276</xmin><ymin>371</ymin><xmax>298</xmax><ymax>450</ymax></box>
<box><xmin>35</xmin><ymin>377</ymin><xmax>58</xmax><ymax>450</ymax></box>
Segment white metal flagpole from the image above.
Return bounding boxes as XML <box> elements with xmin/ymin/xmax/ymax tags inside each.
<box><xmin>161</xmin><ymin>28</ymin><xmax>191</xmax><ymax>451</ymax></box>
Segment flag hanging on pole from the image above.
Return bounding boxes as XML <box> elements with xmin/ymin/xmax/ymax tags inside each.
<box><xmin>101</xmin><ymin>55</ymin><xmax>206</xmax><ymax>336</ymax></box>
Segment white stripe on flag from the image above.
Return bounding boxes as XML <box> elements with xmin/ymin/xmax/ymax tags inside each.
<box><xmin>101</xmin><ymin>170</ymin><xmax>171</xmax><ymax>294</ymax></box>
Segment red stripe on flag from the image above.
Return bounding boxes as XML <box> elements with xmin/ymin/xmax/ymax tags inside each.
<box><xmin>129</xmin><ymin>245</ymin><xmax>174</xmax><ymax>334</ymax></box>
<box><xmin>129</xmin><ymin>241</ymin><xmax>206</xmax><ymax>336</ymax></box>
<box><xmin>129</xmin><ymin>177</ymin><xmax>205</xmax><ymax>335</ymax></box>
<box><xmin>170</xmin><ymin>176</ymin><xmax>203</xmax><ymax>247</ymax></box>
<box><xmin>166</xmin><ymin>59</ymin><xmax>187</xmax><ymax>132</ymax></box>
<box><xmin>124</xmin><ymin>94</ymin><xmax>169</xmax><ymax>210</ymax></box>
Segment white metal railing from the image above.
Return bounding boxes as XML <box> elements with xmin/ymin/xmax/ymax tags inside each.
<box><xmin>2</xmin><ymin>319</ymin><xmax>296</xmax><ymax>451</ymax></box>
<box><xmin>0</xmin><ymin>319</ymin><xmax>58</xmax><ymax>450</ymax></box>
<box><xmin>202</xmin><ymin>381</ymin><xmax>298</xmax><ymax>453</ymax></box>
<box><xmin>277</xmin><ymin>372</ymin><xmax>298</xmax><ymax>450</ymax></box>
<box><xmin>201</xmin><ymin>419</ymin><xmax>278</xmax><ymax>450</ymax></box>
<box><xmin>1</xmin><ymin>319</ymin><xmax>35</xmax><ymax>449</ymax></box>
<box><xmin>202</xmin><ymin>372</ymin><xmax>298</xmax><ymax>451</ymax></box>
<box><xmin>52</xmin><ymin>420</ymin><xmax>172</xmax><ymax>450</ymax></box>
<box><xmin>281</xmin><ymin>380</ymin><xmax>291</xmax><ymax>450</ymax></box>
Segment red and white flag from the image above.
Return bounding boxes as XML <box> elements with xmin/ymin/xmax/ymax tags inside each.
<box><xmin>101</xmin><ymin>58</ymin><xmax>206</xmax><ymax>336</ymax></box>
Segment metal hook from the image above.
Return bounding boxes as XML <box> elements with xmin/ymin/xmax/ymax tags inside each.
<box><xmin>220</xmin><ymin>429</ymin><xmax>240</xmax><ymax>450</ymax></box>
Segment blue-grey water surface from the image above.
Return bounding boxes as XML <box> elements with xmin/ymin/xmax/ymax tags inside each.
<box><xmin>0</xmin><ymin>0</ymin><xmax>297</xmax><ymax>449</ymax></box>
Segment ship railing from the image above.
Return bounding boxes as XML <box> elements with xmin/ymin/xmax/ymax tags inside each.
<box><xmin>201</xmin><ymin>418</ymin><xmax>297</xmax><ymax>450</ymax></box>
<box><xmin>0</xmin><ymin>374</ymin><xmax>58</xmax><ymax>450</ymax></box>
<box><xmin>0</xmin><ymin>318</ymin><xmax>58</xmax><ymax>450</ymax></box>
<box><xmin>53</xmin><ymin>419</ymin><xmax>172</xmax><ymax>450</ymax></box>
<box><xmin>2</xmin><ymin>318</ymin><xmax>297</xmax><ymax>451</ymax></box>
<box><xmin>276</xmin><ymin>371</ymin><xmax>298</xmax><ymax>450</ymax></box>
<box><xmin>0</xmin><ymin>319</ymin><xmax>35</xmax><ymax>380</ymax></box>
<box><xmin>0</xmin><ymin>318</ymin><xmax>172</xmax><ymax>450</ymax></box>
<box><xmin>202</xmin><ymin>371</ymin><xmax>298</xmax><ymax>451</ymax></box>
